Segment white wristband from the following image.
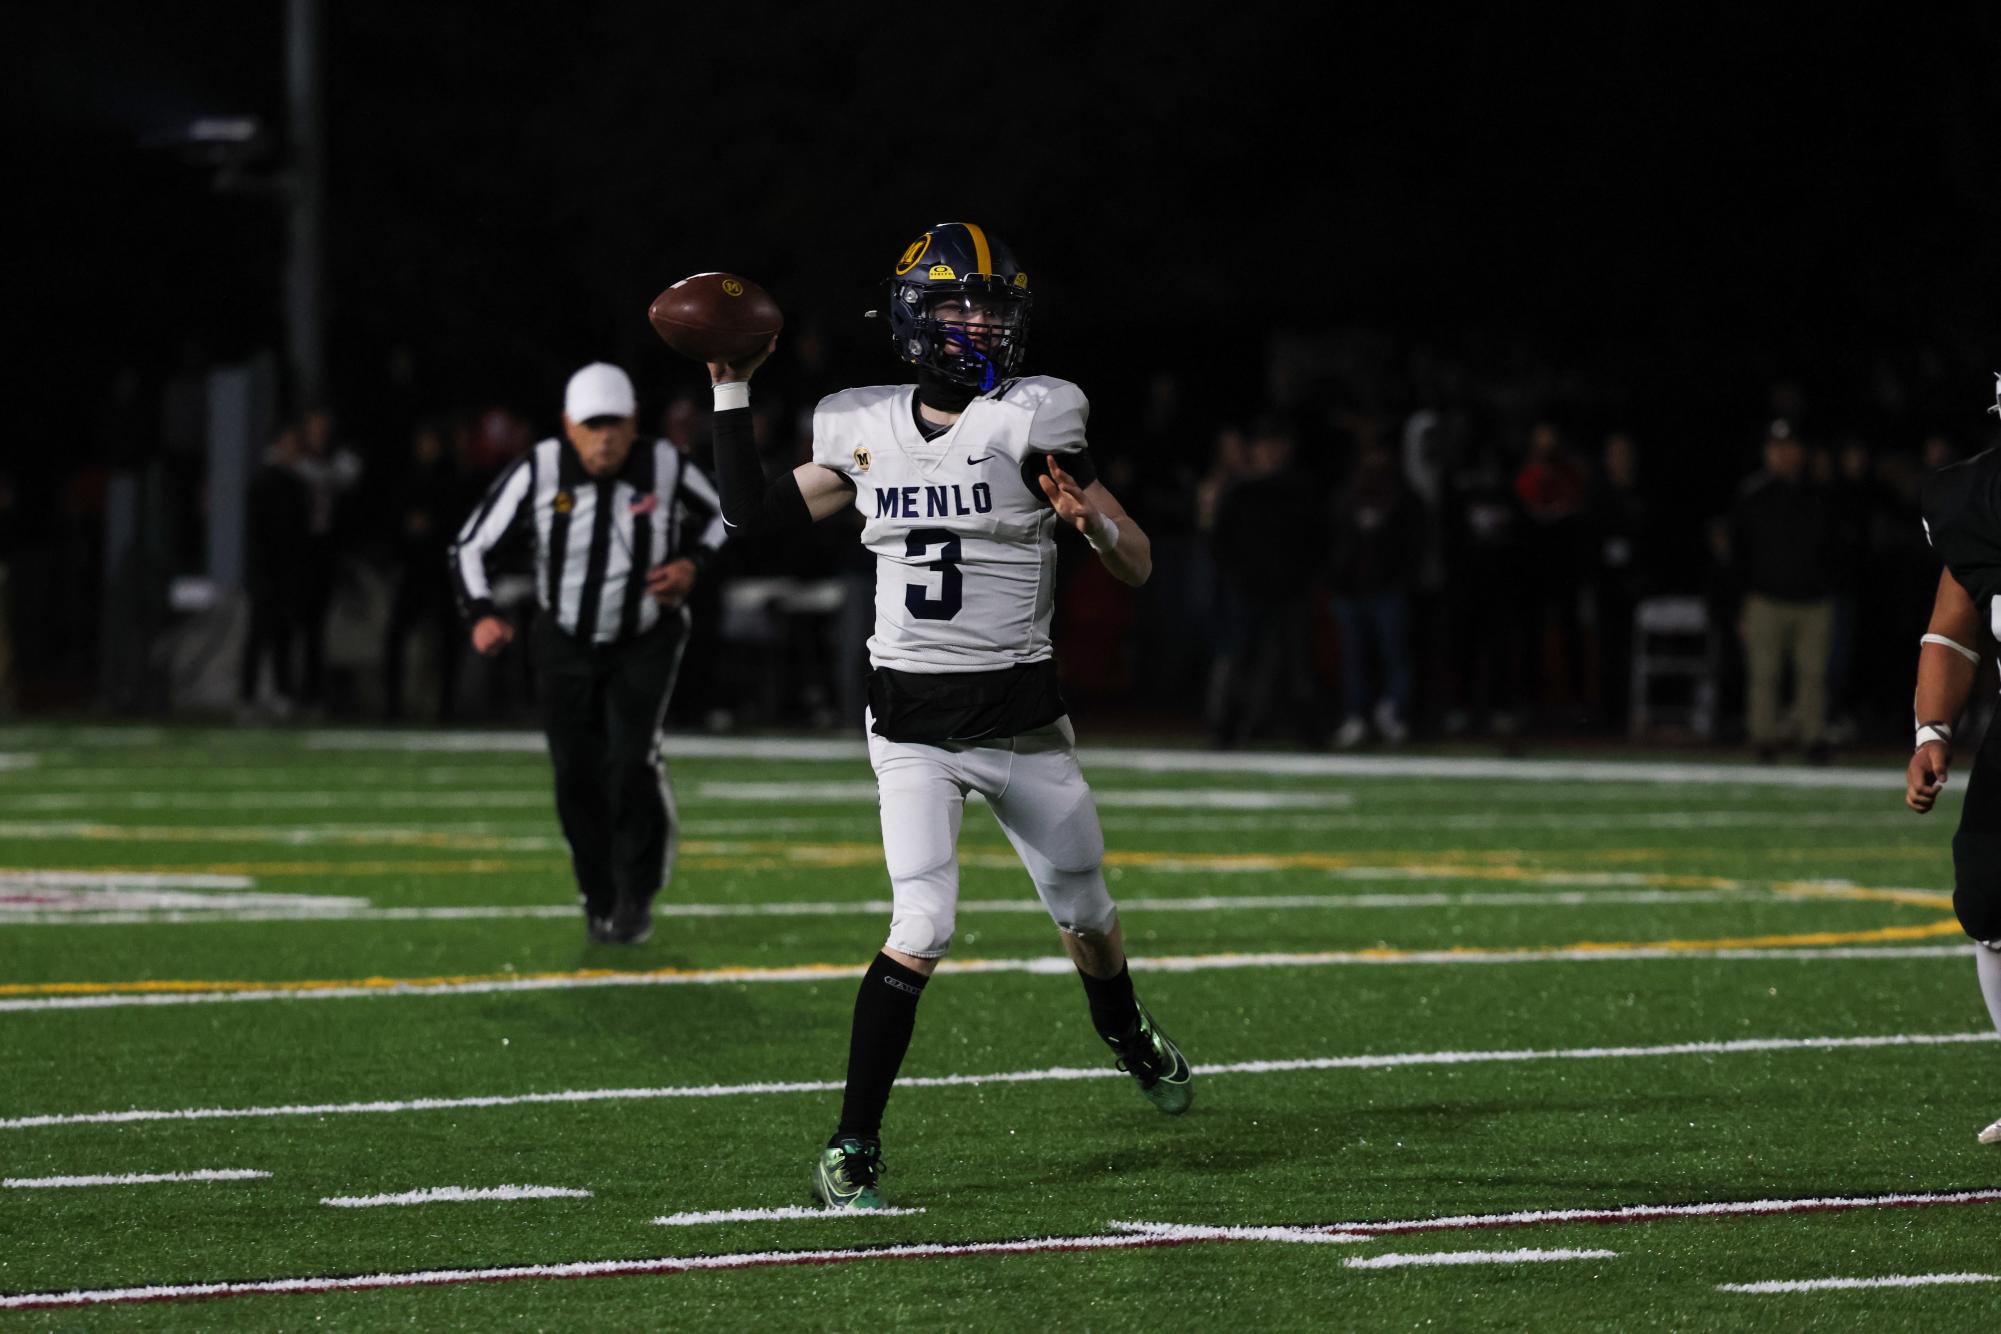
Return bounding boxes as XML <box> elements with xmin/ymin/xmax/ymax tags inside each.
<box><xmin>1915</xmin><ymin>722</ymin><xmax>1954</xmax><ymax>750</ymax></box>
<box><xmin>711</xmin><ymin>381</ymin><xmax>750</xmax><ymax>412</ymax></box>
<box><xmin>1084</xmin><ymin>511</ymin><xmax>1121</xmax><ymax>553</ymax></box>
<box><xmin>1921</xmin><ymin>633</ymin><xmax>1980</xmax><ymax>665</ymax></box>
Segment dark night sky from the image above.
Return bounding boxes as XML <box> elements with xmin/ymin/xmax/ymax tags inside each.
<box><xmin>15</xmin><ymin>2</ymin><xmax>2001</xmax><ymax>462</ymax></box>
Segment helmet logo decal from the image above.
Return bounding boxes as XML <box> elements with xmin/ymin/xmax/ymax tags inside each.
<box><xmin>928</xmin><ymin>264</ymin><xmax>957</xmax><ymax>281</ymax></box>
<box><xmin>894</xmin><ymin>233</ymin><xmax>932</xmax><ymax>276</ymax></box>
<box><xmin>1013</xmin><ymin>272</ymin><xmax>1029</xmax><ymax>289</ymax></box>
<box><xmin>853</xmin><ymin>447</ymin><xmax>872</xmax><ymax>473</ymax></box>
<box><xmin>721</xmin><ymin>278</ymin><xmax>745</xmax><ymax>297</ymax></box>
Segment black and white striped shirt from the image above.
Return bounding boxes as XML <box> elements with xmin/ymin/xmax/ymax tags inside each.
<box><xmin>451</xmin><ymin>438</ymin><xmax>727</xmax><ymax>644</ymax></box>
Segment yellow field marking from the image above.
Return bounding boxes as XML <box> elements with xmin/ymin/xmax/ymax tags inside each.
<box><xmin>1769</xmin><ymin>881</ymin><xmax>1956</xmax><ymax>911</ymax></box>
<box><xmin>1527</xmin><ymin>919</ymin><xmax>1969</xmax><ymax>954</ymax></box>
<box><xmin>1</xmin><ymin>920</ymin><xmax>1966</xmax><ymax>1000</ymax></box>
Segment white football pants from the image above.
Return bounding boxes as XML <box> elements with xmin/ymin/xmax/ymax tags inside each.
<box><xmin>867</xmin><ymin>715</ymin><xmax>1116</xmax><ymax>958</ymax></box>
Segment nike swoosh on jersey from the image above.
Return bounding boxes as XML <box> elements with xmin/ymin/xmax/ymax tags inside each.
<box><xmin>965</xmin><ymin>454</ymin><xmax>995</xmax><ymax>465</ymax></box>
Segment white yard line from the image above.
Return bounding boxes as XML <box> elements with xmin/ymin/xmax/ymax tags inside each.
<box><xmin>0</xmin><ymin>765</ymin><xmax>542</xmax><ymax>787</ymax></box>
<box><xmin>0</xmin><ymin>787</ymin><xmax>1350</xmax><ymax>815</ymax></box>
<box><xmin>1</xmin><ymin>904</ymin><xmax>579</xmax><ymax>926</ymax></box>
<box><xmin>5</xmin><ymin>1188</ymin><xmax>1992</xmax><ymax>1311</ymax></box>
<box><xmin>3</xmin><ymin>1169</ymin><xmax>269</xmax><ymax>1189</ymax></box>
<box><xmin>0</xmin><ymin>945</ymin><xmax>1973</xmax><ymax>1014</ymax></box>
<box><xmin>1345</xmin><ymin>1247</ymin><xmax>1617</xmax><ymax>1269</ymax></box>
<box><xmin>1099</xmin><ymin>1222</ymin><xmax>1369</xmax><ymax>1245</ymax></box>
<box><xmin>0</xmin><ymin>1234</ymin><xmax>1191</xmax><ymax>1312</ymax></box>
<box><xmin>2</xmin><ymin>791</ymin><xmax>558</xmax><ymax>811</ymax></box>
<box><xmin>0</xmin><ymin>888</ymin><xmax>1762</xmax><ymax>927</ymax></box>
<box><xmin>689</xmin><ymin>783</ymin><xmax>1357</xmax><ymax>810</ymax></box>
<box><xmin>1113</xmin><ymin>1189</ymin><xmax>2001</xmax><ymax>1241</ymax></box>
<box><xmin>0</xmin><ymin>753</ymin><xmax>39</xmax><ymax>771</ymax></box>
<box><xmin>299</xmin><ymin>731</ymin><xmax>1904</xmax><ymax>789</ymax></box>
<box><xmin>0</xmin><ymin>871</ymin><xmax>255</xmax><ymax>890</ymax></box>
<box><xmin>0</xmin><ymin>822</ymin><xmax>558</xmax><ymax>849</ymax></box>
<box><xmin>321</xmin><ymin>1185</ymin><xmax>590</xmax><ymax>1208</ymax></box>
<box><xmin>1720</xmin><ymin>1273</ymin><xmax>2000</xmax><ymax>1293</ymax></box>
<box><xmin>652</xmin><ymin>1205</ymin><xmax>927</xmax><ymax>1225</ymax></box>
<box><xmin>4</xmin><ymin>1031</ymin><xmax>1990</xmax><ymax>1132</ymax></box>
<box><xmin>12</xmin><ymin>788</ymin><xmax>1899</xmax><ymax>827</ymax></box>
<box><xmin>1</xmin><ymin>889</ymin><xmax>366</xmax><ymax>918</ymax></box>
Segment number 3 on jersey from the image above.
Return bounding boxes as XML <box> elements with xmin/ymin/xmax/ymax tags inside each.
<box><xmin>904</xmin><ymin>527</ymin><xmax>963</xmax><ymax>621</ymax></box>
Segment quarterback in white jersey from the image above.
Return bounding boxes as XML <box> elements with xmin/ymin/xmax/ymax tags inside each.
<box><xmin>708</xmin><ymin>223</ymin><xmax>1192</xmax><ymax>1209</ymax></box>
<box><xmin>813</xmin><ymin>374</ymin><xmax>1084</xmax><ymax>673</ymax></box>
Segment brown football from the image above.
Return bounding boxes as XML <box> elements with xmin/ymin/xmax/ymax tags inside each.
<box><xmin>647</xmin><ymin>272</ymin><xmax>784</xmax><ymax>362</ymax></box>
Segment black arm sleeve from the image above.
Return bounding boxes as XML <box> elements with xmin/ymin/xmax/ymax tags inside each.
<box><xmin>1019</xmin><ymin>447</ymin><xmax>1100</xmax><ymax>506</ymax></box>
<box><xmin>712</xmin><ymin>405</ymin><xmax>824</xmax><ymax>537</ymax></box>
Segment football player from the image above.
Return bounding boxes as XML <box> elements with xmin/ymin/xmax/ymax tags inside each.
<box><xmin>707</xmin><ymin>223</ymin><xmax>1193</xmax><ymax>1208</ymax></box>
<box><xmin>1905</xmin><ymin>373</ymin><xmax>2001</xmax><ymax>1146</ymax></box>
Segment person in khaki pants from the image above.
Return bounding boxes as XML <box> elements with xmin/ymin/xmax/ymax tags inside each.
<box><xmin>1741</xmin><ymin>591</ymin><xmax>1833</xmax><ymax>756</ymax></box>
<box><xmin>1727</xmin><ymin>422</ymin><xmax>1840</xmax><ymax>762</ymax></box>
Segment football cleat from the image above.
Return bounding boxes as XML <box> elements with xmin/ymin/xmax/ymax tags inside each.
<box><xmin>1980</xmin><ymin>1117</ymin><xmax>2001</xmax><ymax>1146</ymax></box>
<box><xmin>813</xmin><ymin>1135</ymin><xmax>889</xmax><ymax>1210</ymax></box>
<box><xmin>585</xmin><ymin>914</ymin><xmax>618</xmax><ymax>945</ymax></box>
<box><xmin>1107</xmin><ymin>1001</ymin><xmax>1194</xmax><ymax>1115</ymax></box>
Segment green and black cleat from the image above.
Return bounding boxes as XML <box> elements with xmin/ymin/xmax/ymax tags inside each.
<box><xmin>812</xmin><ymin>1135</ymin><xmax>889</xmax><ymax>1209</ymax></box>
<box><xmin>1108</xmin><ymin>1000</ymin><xmax>1194</xmax><ymax>1115</ymax></box>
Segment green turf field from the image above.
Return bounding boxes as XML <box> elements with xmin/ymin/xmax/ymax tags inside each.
<box><xmin>1</xmin><ymin>725</ymin><xmax>1996</xmax><ymax>1329</ymax></box>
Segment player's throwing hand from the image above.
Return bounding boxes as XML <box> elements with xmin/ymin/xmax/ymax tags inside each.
<box><xmin>706</xmin><ymin>335</ymin><xmax>779</xmax><ymax>386</ymax></box>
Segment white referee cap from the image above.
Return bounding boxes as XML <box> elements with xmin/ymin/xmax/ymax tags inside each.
<box><xmin>564</xmin><ymin>362</ymin><xmax>636</xmax><ymax>422</ymax></box>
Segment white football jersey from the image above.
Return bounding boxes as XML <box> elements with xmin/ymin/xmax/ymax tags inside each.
<box><xmin>812</xmin><ymin>375</ymin><xmax>1090</xmax><ymax>672</ymax></box>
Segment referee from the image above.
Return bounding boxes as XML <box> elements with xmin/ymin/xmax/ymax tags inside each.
<box><xmin>451</xmin><ymin>362</ymin><xmax>726</xmax><ymax>944</ymax></box>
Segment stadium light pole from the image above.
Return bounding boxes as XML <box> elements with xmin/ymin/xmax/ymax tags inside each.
<box><xmin>284</xmin><ymin>0</ymin><xmax>325</xmax><ymax>410</ymax></box>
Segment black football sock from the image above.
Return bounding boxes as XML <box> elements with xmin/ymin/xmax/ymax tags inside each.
<box><xmin>1078</xmin><ymin>961</ymin><xmax>1141</xmax><ymax>1045</ymax></box>
<box><xmin>834</xmin><ymin>952</ymin><xmax>930</xmax><ymax>1141</ymax></box>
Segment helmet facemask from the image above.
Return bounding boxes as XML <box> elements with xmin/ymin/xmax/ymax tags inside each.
<box><xmin>889</xmin><ymin>276</ymin><xmax>1032</xmax><ymax>392</ymax></box>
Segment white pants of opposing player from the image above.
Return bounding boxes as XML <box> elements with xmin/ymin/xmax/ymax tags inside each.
<box><xmin>868</xmin><ymin>715</ymin><xmax>1116</xmax><ymax>958</ymax></box>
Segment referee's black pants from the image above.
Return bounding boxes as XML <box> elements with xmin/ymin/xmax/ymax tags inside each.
<box><xmin>533</xmin><ymin>611</ymin><xmax>688</xmax><ymax>921</ymax></box>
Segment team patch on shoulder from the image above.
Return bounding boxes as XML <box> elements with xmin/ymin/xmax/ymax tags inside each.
<box><xmin>853</xmin><ymin>447</ymin><xmax>872</xmax><ymax>473</ymax></box>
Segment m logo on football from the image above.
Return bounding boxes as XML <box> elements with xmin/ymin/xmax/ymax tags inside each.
<box><xmin>721</xmin><ymin>278</ymin><xmax>745</xmax><ymax>298</ymax></box>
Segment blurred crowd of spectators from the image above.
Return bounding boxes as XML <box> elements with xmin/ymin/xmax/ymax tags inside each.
<box><xmin>5</xmin><ymin>332</ymin><xmax>1993</xmax><ymax>755</ymax></box>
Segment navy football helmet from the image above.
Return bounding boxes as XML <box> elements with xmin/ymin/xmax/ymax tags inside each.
<box><xmin>882</xmin><ymin>222</ymin><xmax>1032</xmax><ymax>391</ymax></box>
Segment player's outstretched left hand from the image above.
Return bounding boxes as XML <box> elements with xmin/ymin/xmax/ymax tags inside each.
<box><xmin>1039</xmin><ymin>456</ymin><xmax>1097</xmax><ymax>534</ymax></box>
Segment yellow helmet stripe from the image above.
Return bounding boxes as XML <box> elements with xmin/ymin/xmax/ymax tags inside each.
<box><xmin>963</xmin><ymin>222</ymin><xmax>993</xmax><ymax>278</ymax></box>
